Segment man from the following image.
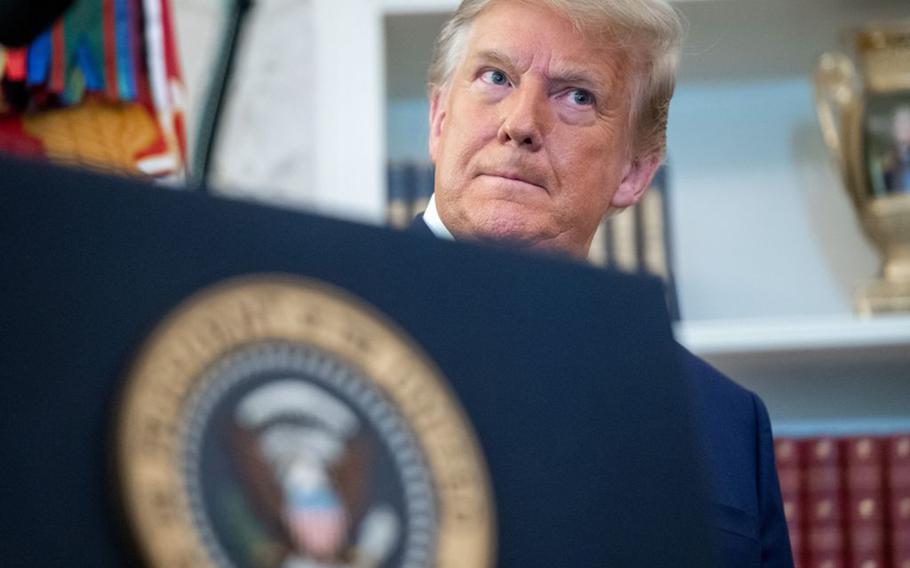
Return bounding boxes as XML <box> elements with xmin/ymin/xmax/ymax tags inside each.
<box><xmin>409</xmin><ymin>0</ymin><xmax>794</xmax><ymax>566</ymax></box>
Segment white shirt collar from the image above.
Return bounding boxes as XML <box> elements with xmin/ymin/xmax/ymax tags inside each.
<box><xmin>423</xmin><ymin>194</ymin><xmax>454</xmax><ymax>240</ymax></box>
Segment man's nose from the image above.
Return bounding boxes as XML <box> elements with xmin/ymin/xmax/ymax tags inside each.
<box><xmin>497</xmin><ymin>83</ymin><xmax>548</xmax><ymax>151</ymax></box>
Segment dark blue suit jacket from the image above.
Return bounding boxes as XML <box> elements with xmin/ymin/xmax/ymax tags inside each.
<box><xmin>408</xmin><ymin>215</ymin><xmax>794</xmax><ymax>567</ymax></box>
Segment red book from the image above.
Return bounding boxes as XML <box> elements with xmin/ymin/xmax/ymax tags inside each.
<box><xmin>804</xmin><ymin>437</ymin><xmax>846</xmax><ymax>568</ymax></box>
<box><xmin>776</xmin><ymin>437</ymin><xmax>804</xmax><ymax>568</ymax></box>
<box><xmin>841</xmin><ymin>437</ymin><xmax>886</xmax><ymax>568</ymax></box>
<box><xmin>889</xmin><ymin>435</ymin><xmax>910</xmax><ymax>568</ymax></box>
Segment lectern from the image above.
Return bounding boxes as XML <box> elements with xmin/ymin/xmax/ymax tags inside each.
<box><xmin>0</xmin><ymin>157</ymin><xmax>715</xmax><ymax>567</ymax></box>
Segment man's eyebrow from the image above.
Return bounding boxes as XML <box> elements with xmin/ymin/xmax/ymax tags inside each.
<box><xmin>470</xmin><ymin>49</ymin><xmax>516</xmax><ymax>70</ymax></box>
<box><xmin>548</xmin><ymin>66</ymin><xmax>607</xmax><ymax>91</ymax></box>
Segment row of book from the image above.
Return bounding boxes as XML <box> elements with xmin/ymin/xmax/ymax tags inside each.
<box><xmin>775</xmin><ymin>435</ymin><xmax>910</xmax><ymax>568</ymax></box>
<box><xmin>386</xmin><ymin>160</ymin><xmax>681</xmax><ymax>320</ymax></box>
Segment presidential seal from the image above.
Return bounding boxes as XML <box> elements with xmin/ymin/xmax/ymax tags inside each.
<box><xmin>116</xmin><ymin>276</ymin><xmax>495</xmax><ymax>568</ymax></box>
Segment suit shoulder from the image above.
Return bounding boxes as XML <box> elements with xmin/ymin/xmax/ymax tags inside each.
<box><xmin>679</xmin><ymin>345</ymin><xmax>757</xmax><ymax>407</ymax></box>
<box><xmin>678</xmin><ymin>344</ymin><xmax>773</xmax><ymax>448</ymax></box>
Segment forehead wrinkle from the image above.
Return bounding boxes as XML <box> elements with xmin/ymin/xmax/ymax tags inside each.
<box><xmin>546</xmin><ymin>64</ymin><xmax>605</xmax><ymax>91</ymax></box>
<box><xmin>469</xmin><ymin>49</ymin><xmax>522</xmax><ymax>72</ymax></box>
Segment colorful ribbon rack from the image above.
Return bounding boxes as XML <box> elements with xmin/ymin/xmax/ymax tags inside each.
<box><xmin>0</xmin><ymin>0</ymin><xmax>186</xmax><ymax>178</ymax></box>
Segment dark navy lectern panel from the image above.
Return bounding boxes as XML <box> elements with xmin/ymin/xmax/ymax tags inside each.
<box><xmin>0</xmin><ymin>157</ymin><xmax>714</xmax><ymax>567</ymax></box>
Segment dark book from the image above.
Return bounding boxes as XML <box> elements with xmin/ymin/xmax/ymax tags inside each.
<box><xmin>411</xmin><ymin>162</ymin><xmax>434</xmax><ymax>218</ymax></box>
<box><xmin>888</xmin><ymin>435</ymin><xmax>910</xmax><ymax>568</ymax></box>
<box><xmin>803</xmin><ymin>437</ymin><xmax>846</xmax><ymax>568</ymax></box>
<box><xmin>841</xmin><ymin>437</ymin><xmax>886</xmax><ymax>568</ymax></box>
<box><xmin>386</xmin><ymin>160</ymin><xmax>415</xmax><ymax>229</ymax></box>
<box><xmin>775</xmin><ymin>438</ymin><xmax>805</xmax><ymax>568</ymax></box>
<box><xmin>611</xmin><ymin>206</ymin><xmax>640</xmax><ymax>272</ymax></box>
<box><xmin>776</xmin><ymin>438</ymin><xmax>805</xmax><ymax>567</ymax></box>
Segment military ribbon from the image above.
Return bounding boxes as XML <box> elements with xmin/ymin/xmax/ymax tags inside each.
<box><xmin>130</xmin><ymin>0</ymin><xmax>149</xmax><ymax>106</ymax></box>
<box><xmin>103</xmin><ymin>0</ymin><xmax>118</xmax><ymax>99</ymax></box>
<box><xmin>64</xmin><ymin>0</ymin><xmax>107</xmax><ymax>96</ymax></box>
<box><xmin>50</xmin><ymin>21</ymin><xmax>66</xmax><ymax>93</ymax></box>
<box><xmin>115</xmin><ymin>0</ymin><xmax>136</xmax><ymax>100</ymax></box>
<box><xmin>5</xmin><ymin>48</ymin><xmax>28</xmax><ymax>82</ymax></box>
<box><xmin>27</xmin><ymin>30</ymin><xmax>52</xmax><ymax>86</ymax></box>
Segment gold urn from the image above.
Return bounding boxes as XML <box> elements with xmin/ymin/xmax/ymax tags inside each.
<box><xmin>815</xmin><ymin>22</ymin><xmax>910</xmax><ymax>314</ymax></box>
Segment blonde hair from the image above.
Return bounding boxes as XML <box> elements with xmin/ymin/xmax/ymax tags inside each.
<box><xmin>428</xmin><ymin>0</ymin><xmax>684</xmax><ymax>156</ymax></box>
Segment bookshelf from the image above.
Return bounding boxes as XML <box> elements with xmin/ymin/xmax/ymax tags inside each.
<box><xmin>677</xmin><ymin>315</ymin><xmax>910</xmax><ymax>356</ymax></box>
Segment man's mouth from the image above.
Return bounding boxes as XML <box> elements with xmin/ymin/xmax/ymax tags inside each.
<box><xmin>480</xmin><ymin>170</ymin><xmax>547</xmax><ymax>192</ymax></box>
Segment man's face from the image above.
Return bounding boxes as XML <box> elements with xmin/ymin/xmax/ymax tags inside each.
<box><xmin>429</xmin><ymin>0</ymin><xmax>660</xmax><ymax>258</ymax></box>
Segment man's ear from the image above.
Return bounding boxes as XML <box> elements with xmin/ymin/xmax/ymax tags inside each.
<box><xmin>428</xmin><ymin>88</ymin><xmax>447</xmax><ymax>163</ymax></box>
<box><xmin>610</xmin><ymin>151</ymin><xmax>663</xmax><ymax>209</ymax></box>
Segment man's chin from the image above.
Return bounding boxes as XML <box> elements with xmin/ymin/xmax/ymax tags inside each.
<box><xmin>458</xmin><ymin>211</ymin><xmax>590</xmax><ymax>258</ymax></box>
<box><xmin>442</xmin><ymin>198</ymin><xmax>567</xmax><ymax>252</ymax></box>
<box><xmin>464</xmin><ymin>216</ymin><xmax>551</xmax><ymax>250</ymax></box>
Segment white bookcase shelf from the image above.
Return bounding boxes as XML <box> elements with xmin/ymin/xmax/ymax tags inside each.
<box><xmin>676</xmin><ymin>315</ymin><xmax>910</xmax><ymax>356</ymax></box>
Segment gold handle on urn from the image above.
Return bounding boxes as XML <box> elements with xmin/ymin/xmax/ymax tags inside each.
<box><xmin>813</xmin><ymin>52</ymin><xmax>866</xmax><ymax>213</ymax></box>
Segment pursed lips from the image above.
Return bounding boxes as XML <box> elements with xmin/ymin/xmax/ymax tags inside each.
<box><xmin>479</xmin><ymin>170</ymin><xmax>548</xmax><ymax>192</ymax></box>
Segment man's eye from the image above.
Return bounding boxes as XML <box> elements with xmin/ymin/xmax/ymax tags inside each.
<box><xmin>569</xmin><ymin>89</ymin><xmax>595</xmax><ymax>106</ymax></box>
<box><xmin>481</xmin><ymin>69</ymin><xmax>509</xmax><ymax>86</ymax></box>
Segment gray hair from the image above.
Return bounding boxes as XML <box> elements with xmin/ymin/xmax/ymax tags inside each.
<box><xmin>428</xmin><ymin>0</ymin><xmax>684</xmax><ymax>156</ymax></box>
